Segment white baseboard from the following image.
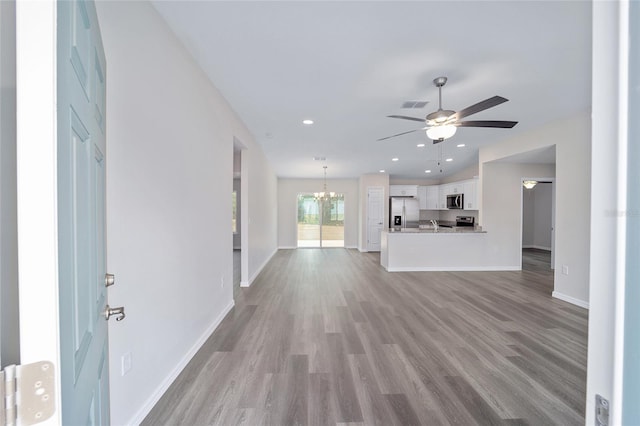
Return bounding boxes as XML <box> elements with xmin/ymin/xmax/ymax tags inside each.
<box><xmin>522</xmin><ymin>245</ymin><xmax>551</xmax><ymax>251</ymax></box>
<box><xmin>385</xmin><ymin>265</ymin><xmax>521</xmax><ymax>272</ymax></box>
<box><xmin>242</xmin><ymin>247</ymin><xmax>278</xmax><ymax>288</ymax></box>
<box><xmin>128</xmin><ymin>299</ymin><xmax>235</xmax><ymax>425</ymax></box>
<box><xmin>552</xmin><ymin>291</ymin><xmax>589</xmax><ymax>309</ymax></box>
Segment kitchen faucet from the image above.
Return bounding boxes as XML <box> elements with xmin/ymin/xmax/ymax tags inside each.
<box><xmin>430</xmin><ymin>219</ymin><xmax>439</xmax><ymax>231</ymax></box>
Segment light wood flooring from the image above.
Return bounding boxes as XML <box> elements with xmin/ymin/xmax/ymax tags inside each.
<box><xmin>143</xmin><ymin>248</ymin><xmax>587</xmax><ymax>425</ymax></box>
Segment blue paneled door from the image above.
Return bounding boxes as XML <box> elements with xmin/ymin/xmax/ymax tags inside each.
<box><xmin>57</xmin><ymin>0</ymin><xmax>110</xmax><ymax>424</ymax></box>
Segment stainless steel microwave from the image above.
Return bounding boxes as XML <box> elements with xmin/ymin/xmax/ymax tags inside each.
<box><xmin>446</xmin><ymin>194</ymin><xmax>464</xmax><ymax>209</ymax></box>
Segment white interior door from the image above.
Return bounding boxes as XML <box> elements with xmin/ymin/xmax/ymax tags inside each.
<box><xmin>367</xmin><ymin>187</ymin><xmax>384</xmax><ymax>251</ymax></box>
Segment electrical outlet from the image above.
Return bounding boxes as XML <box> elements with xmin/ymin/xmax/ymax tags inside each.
<box><xmin>562</xmin><ymin>265</ymin><xmax>569</xmax><ymax>275</ymax></box>
<box><xmin>121</xmin><ymin>352</ymin><xmax>132</xmax><ymax>376</ymax></box>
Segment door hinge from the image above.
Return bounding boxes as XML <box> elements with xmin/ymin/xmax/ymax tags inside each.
<box><xmin>1</xmin><ymin>361</ymin><xmax>55</xmax><ymax>426</ymax></box>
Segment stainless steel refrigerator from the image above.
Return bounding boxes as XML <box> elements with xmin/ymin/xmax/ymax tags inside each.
<box><xmin>389</xmin><ymin>197</ymin><xmax>420</xmax><ymax>229</ymax></box>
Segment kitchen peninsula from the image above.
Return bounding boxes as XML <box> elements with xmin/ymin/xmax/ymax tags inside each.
<box><xmin>380</xmin><ymin>227</ymin><xmax>504</xmax><ymax>272</ymax></box>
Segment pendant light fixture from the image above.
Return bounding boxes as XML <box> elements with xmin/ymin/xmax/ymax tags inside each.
<box><xmin>314</xmin><ymin>166</ymin><xmax>336</xmax><ymax>202</ymax></box>
<box><xmin>523</xmin><ymin>180</ymin><xmax>538</xmax><ymax>189</ymax></box>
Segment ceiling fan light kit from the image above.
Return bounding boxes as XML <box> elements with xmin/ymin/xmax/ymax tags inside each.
<box><xmin>378</xmin><ymin>76</ymin><xmax>518</xmax><ymax>143</ymax></box>
<box><xmin>426</xmin><ymin>124</ymin><xmax>457</xmax><ymax>141</ymax></box>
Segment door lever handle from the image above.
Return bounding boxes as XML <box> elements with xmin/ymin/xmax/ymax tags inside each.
<box><xmin>104</xmin><ymin>305</ymin><xmax>126</xmax><ymax>322</ymax></box>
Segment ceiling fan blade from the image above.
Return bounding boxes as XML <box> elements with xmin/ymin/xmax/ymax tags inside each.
<box><xmin>449</xmin><ymin>96</ymin><xmax>509</xmax><ymax>121</ymax></box>
<box><xmin>456</xmin><ymin>120</ymin><xmax>518</xmax><ymax>128</ymax></box>
<box><xmin>386</xmin><ymin>115</ymin><xmax>425</xmax><ymax>123</ymax></box>
<box><xmin>376</xmin><ymin>128</ymin><xmax>425</xmax><ymax>141</ymax></box>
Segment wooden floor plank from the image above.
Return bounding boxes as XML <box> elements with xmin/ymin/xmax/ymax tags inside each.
<box><xmin>144</xmin><ymin>248</ymin><xmax>587</xmax><ymax>425</ymax></box>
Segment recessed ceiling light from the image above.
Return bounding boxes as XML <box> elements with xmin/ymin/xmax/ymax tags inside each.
<box><xmin>425</xmin><ymin>170</ymin><xmax>431</xmax><ymax>173</ymax></box>
<box><xmin>457</xmin><ymin>144</ymin><xmax>466</xmax><ymax>148</ymax></box>
<box><xmin>391</xmin><ymin>157</ymin><xmax>399</xmax><ymax>162</ymax></box>
<box><xmin>302</xmin><ymin>119</ymin><xmax>314</xmax><ymax>125</ymax></box>
<box><xmin>445</xmin><ymin>158</ymin><xmax>453</xmax><ymax>162</ymax></box>
<box><xmin>417</xmin><ymin>143</ymin><xmax>425</xmax><ymax>148</ymax></box>
<box><xmin>379</xmin><ymin>169</ymin><xmax>385</xmax><ymax>173</ymax></box>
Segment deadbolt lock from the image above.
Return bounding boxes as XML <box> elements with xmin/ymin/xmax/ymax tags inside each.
<box><xmin>105</xmin><ymin>273</ymin><xmax>115</xmax><ymax>287</ymax></box>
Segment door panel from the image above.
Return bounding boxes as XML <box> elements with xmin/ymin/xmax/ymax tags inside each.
<box><xmin>58</xmin><ymin>0</ymin><xmax>109</xmax><ymax>424</ymax></box>
<box><xmin>367</xmin><ymin>187</ymin><xmax>384</xmax><ymax>251</ymax></box>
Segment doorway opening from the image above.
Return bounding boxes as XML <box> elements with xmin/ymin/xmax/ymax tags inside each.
<box><xmin>232</xmin><ymin>141</ymin><xmax>245</xmax><ymax>293</ymax></box>
<box><xmin>296</xmin><ymin>193</ymin><xmax>344</xmax><ymax>248</ymax></box>
<box><xmin>521</xmin><ymin>178</ymin><xmax>555</xmax><ymax>274</ymax></box>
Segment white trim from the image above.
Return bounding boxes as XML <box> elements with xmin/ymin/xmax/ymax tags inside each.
<box><xmin>15</xmin><ymin>2</ymin><xmax>62</xmax><ymax>425</ymax></box>
<box><xmin>127</xmin><ymin>299</ymin><xmax>235</xmax><ymax>425</ymax></box>
<box><xmin>384</xmin><ymin>266</ymin><xmax>521</xmax><ymax>272</ymax></box>
<box><xmin>612</xmin><ymin>2</ymin><xmax>630</xmax><ymax>423</ymax></box>
<box><xmin>242</xmin><ymin>247</ymin><xmax>278</xmax><ymax>288</ymax></box>
<box><xmin>552</xmin><ymin>291</ymin><xmax>589</xmax><ymax>309</ymax></box>
<box><xmin>522</xmin><ymin>245</ymin><xmax>552</xmax><ymax>251</ymax></box>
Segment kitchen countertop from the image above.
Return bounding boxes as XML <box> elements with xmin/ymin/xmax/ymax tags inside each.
<box><xmin>387</xmin><ymin>227</ymin><xmax>485</xmax><ymax>234</ymax></box>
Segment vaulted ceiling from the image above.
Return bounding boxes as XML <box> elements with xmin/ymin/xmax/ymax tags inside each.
<box><xmin>152</xmin><ymin>1</ymin><xmax>592</xmax><ymax>179</ymax></box>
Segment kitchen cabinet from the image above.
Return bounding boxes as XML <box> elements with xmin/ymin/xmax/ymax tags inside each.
<box><xmin>426</xmin><ymin>186</ymin><xmax>439</xmax><ymax>210</ymax></box>
<box><xmin>418</xmin><ymin>186</ymin><xmax>439</xmax><ymax>210</ymax></box>
<box><xmin>417</xmin><ymin>186</ymin><xmax>427</xmax><ymax>209</ymax></box>
<box><xmin>389</xmin><ymin>185</ymin><xmax>418</xmax><ymax>197</ymax></box>
<box><xmin>463</xmin><ymin>179</ymin><xmax>478</xmax><ymax>210</ymax></box>
<box><xmin>438</xmin><ymin>185</ymin><xmax>449</xmax><ymax>210</ymax></box>
<box><xmin>448</xmin><ymin>183</ymin><xmax>464</xmax><ymax>194</ymax></box>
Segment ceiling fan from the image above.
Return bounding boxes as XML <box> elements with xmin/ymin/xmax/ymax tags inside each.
<box><xmin>378</xmin><ymin>76</ymin><xmax>518</xmax><ymax>144</ymax></box>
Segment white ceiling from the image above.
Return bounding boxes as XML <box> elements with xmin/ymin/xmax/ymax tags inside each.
<box><xmin>151</xmin><ymin>1</ymin><xmax>591</xmax><ymax>180</ymax></box>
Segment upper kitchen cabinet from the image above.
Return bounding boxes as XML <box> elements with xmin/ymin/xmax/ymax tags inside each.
<box><xmin>389</xmin><ymin>185</ymin><xmax>418</xmax><ymax>197</ymax></box>
<box><xmin>463</xmin><ymin>179</ymin><xmax>478</xmax><ymax>210</ymax></box>
<box><xmin>448</xmin><ymin>183</ymin><xmax>464</xmax><ymax>194</ymax></box>
<box><xmin>438</xmin><ymin>185</ymin><xmax>449</xmax><ymax>210</ymax></box>
<box><xmin>418</xmin><ymin>186</ymin><xmax>439</xmax><ymax>210</ymax></box>
<box><xmin>426</xmin><ymin>186</ymin><xmax>439</xmax><ymax>210</ymax></box>
<box><xmin>417</xmin><ymin>186</ymin><xmax>427</xmax><ymax>209</ymax></box>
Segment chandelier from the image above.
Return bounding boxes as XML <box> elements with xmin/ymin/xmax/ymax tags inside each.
<box><xmin>314</xmin><ymin>166</ymin><xmax>336</xmax><ymax>202</ymax></box>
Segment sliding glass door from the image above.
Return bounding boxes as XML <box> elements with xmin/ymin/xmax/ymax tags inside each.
<box><xmin>297</xmin><ymin>194</ymin><xmax>344</xmax><ymax>248</ymax></box>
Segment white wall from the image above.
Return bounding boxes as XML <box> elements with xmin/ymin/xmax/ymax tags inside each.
<box><xmin>0</xmin><ymin>0</ymin><xmax>20</xmax><ymax>367</ymax></box>
<box><xmin>522</xmin><ymin>189</ymin><xmax>534</xmax><ymax>246</ymax></box>
<box><xmin>278</xmin><ymin>178</ymin><xmax>359</xmax><ymax>248</ymax></box>
<box><xmin>243</xmin><ymin>145</ymin><xmax>278</xmax><ymax>284</ymax></box>
<box><xmin>522</xmin><ymin>182</ymin><xmax>553</xmax><ymax>250</ymax></box>
<box><xmin>482</xmin><ymin>162</ymin><xmax>555</xmax><ymax>266</ymax></box>
<box><xmin>95</xmin><ymin>2</ymin><xmax>277</xmax><ymax>424</ymax></box>
<box><xmin>480</xmin><ymin>112</ymin><xmax>591</xmax><ymax>306</ymax></box>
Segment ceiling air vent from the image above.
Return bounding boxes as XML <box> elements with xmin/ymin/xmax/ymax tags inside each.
<box><xmin>313</xmin><ymin>156</ymin><xmax>326</xmax><ymax>161</ymax></box>
<box><xmin>401</xmin><ymin>100</ymin><xmax>428</xmax><ymax>109</ymax></box>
